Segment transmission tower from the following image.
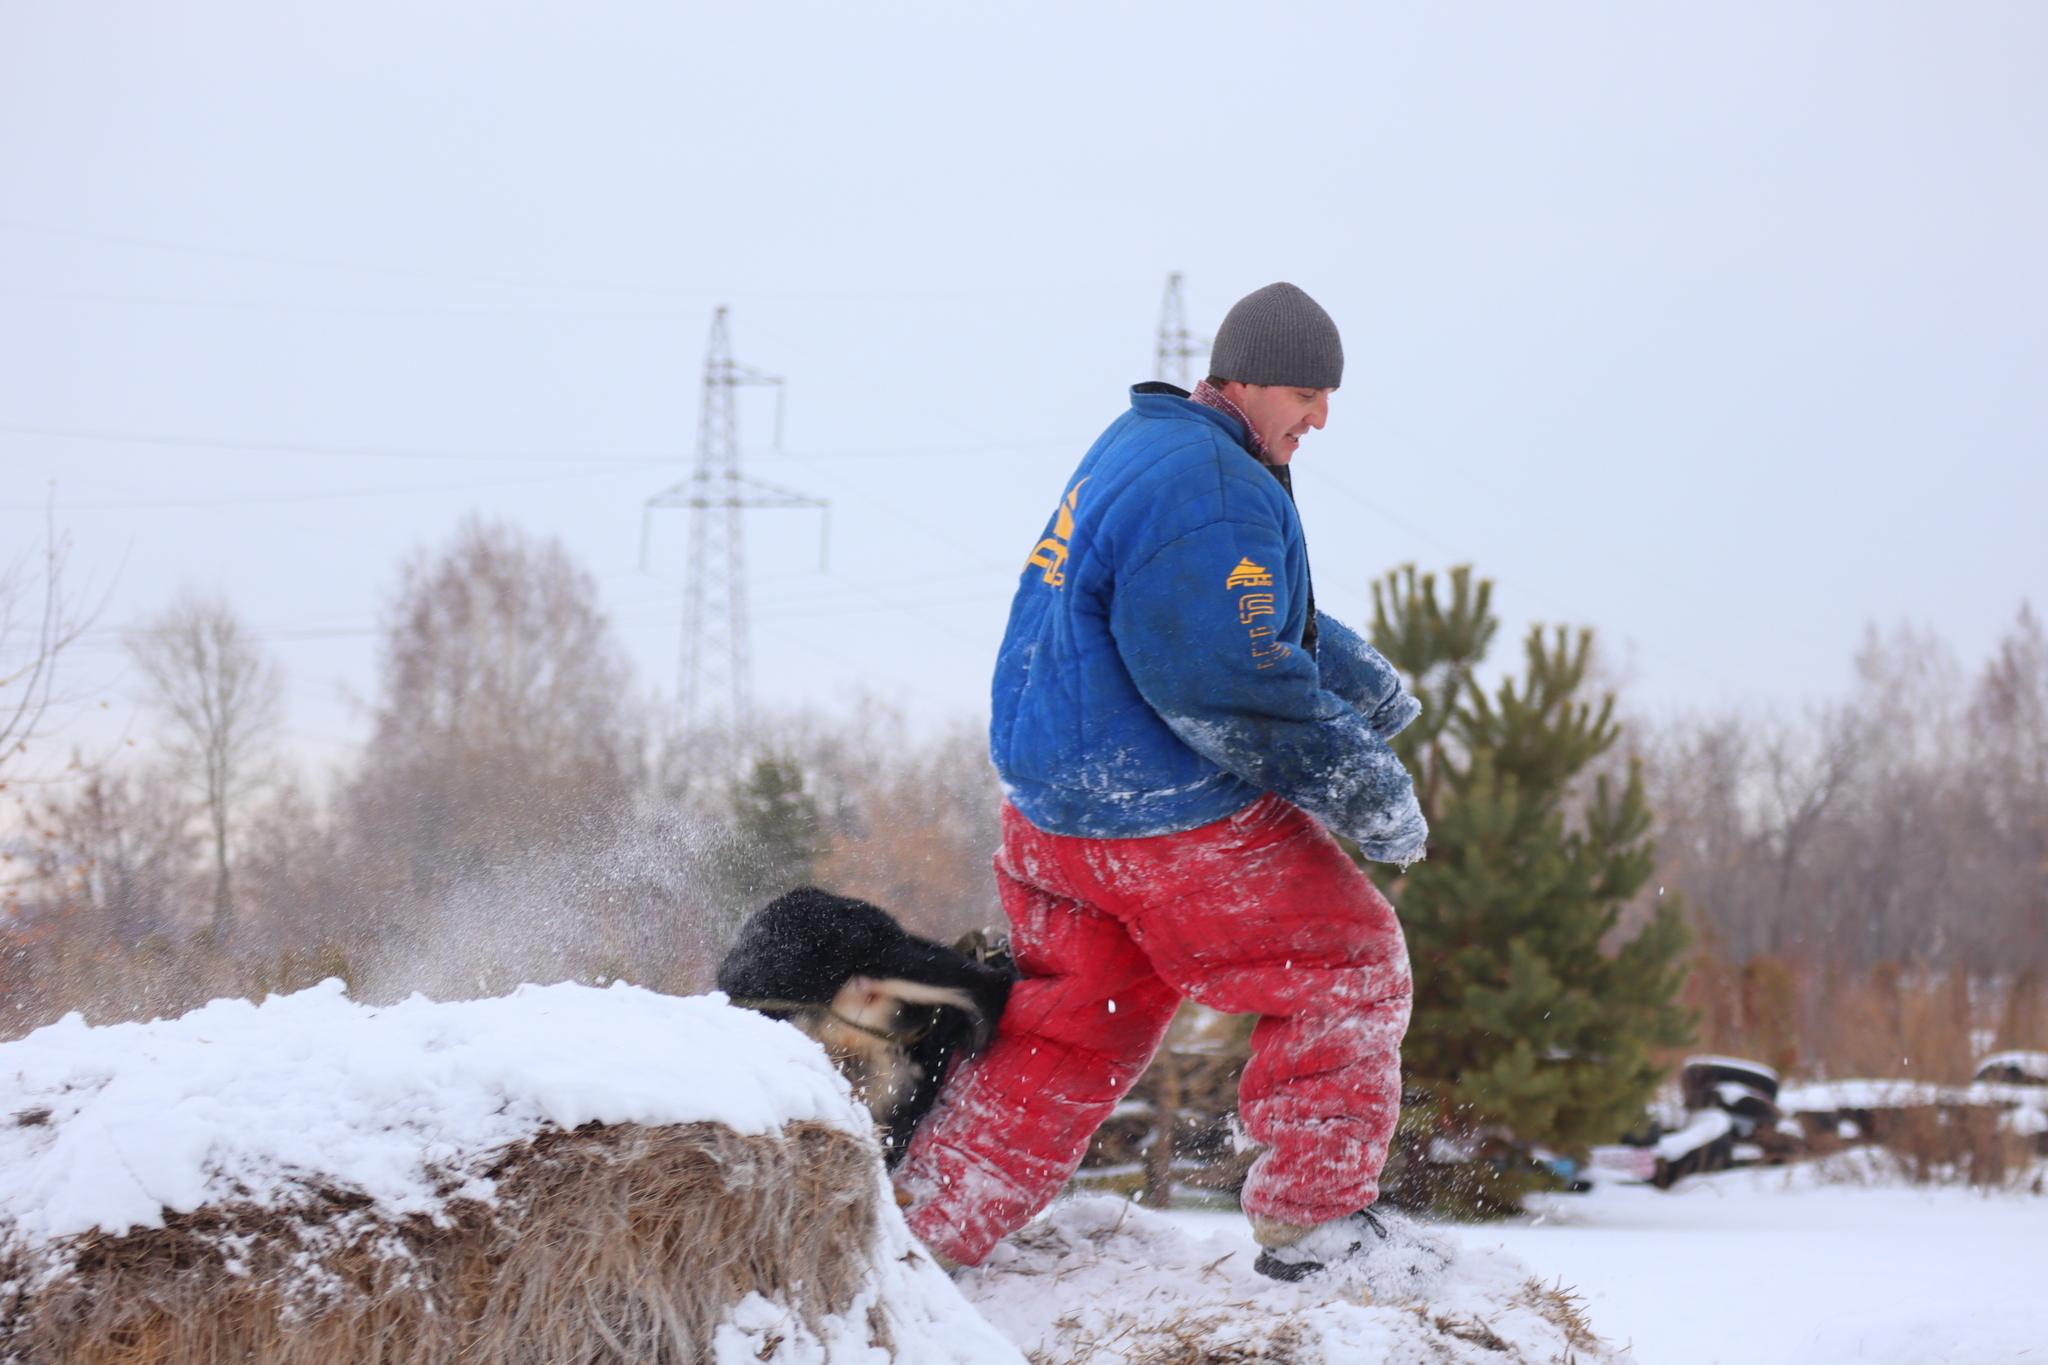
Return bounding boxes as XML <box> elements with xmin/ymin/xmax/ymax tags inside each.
<box><xmin>1154</xmin><ymin>272</ymin><xmax>1211</xmax><ymax>388</ymax></box>
<box><xmin>643</xmin><ymin>307</ymin><xmax>826</xmax><ymax>737</ymax></box>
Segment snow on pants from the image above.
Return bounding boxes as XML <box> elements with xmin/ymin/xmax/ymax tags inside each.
<box><xmin>897</xmin><ymin>793</ymin><xmax>1413</xmax><ymax>1267</ymax></box>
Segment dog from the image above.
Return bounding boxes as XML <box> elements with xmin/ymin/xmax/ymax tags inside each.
<box><xmin>717</xmin><ymin>886</ymin><xmax>1015</xmax><ymax>1167</ymax></box>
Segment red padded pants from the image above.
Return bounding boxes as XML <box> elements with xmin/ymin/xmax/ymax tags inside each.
<box><xmin>897</xmin><ymin>793</ymin><xmax>1412</xmax><ymax>1266</ymax></box>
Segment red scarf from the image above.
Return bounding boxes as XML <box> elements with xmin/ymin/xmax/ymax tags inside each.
<box><xmin>1189</xmin><ymin>379</ymin><xmax>1268</xmax><ymax>462</ymax></box>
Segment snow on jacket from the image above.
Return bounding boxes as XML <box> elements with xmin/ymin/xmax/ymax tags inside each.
<box><xmin>990</xmin><ymin>383</ymin><xmax>1428</xmax><ymax>863</ymax></box>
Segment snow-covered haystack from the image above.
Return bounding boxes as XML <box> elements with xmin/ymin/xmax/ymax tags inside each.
<box><xmin>958</xmin><ymin>1197</ymin><xmax>1619</xmax><ymax>1365</ymax></box>
<box><xmin>0</xmin><ymin>980</ymin><xmax>1017</xmax><ymax>1365</ymax></box>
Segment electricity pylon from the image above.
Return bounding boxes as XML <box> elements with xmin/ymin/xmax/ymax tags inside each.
<box><xmin>1154</xmin><ymin>272</ymin><xmax>1211</xmax><ymax>388</ymax></box>
<box><xmin>643</xmin><ymin>307</ymin><xmax>826</xmax><ymax>737</ymax></box>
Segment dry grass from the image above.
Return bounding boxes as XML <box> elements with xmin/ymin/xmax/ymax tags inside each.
<box><xmin>1512</xmin><ymin>1277</ymin><xmax>1601</xmax><ymax>1356</ymax></box>
<box><xmin>0</xmin><ymin>1120</ymin><xmax>880</xmax><ymax>1365</ymax></box>
<box><xmin>1024</xmin><ymin>1316</ymin><xmax>1308</xmax><ymax>1365</ymax></box>
<box><xmin>1866</xmin><ymin>1105</ymin><xmax>2035</xmax><ymax>1189</ymax></box>
<box><xmin>814</xmin><ymin>731</ymin><xmax>1005</xmax><ymax>947</ymax></box>
<box><xmin>1678</xmin><ymin>951</ymin><xmax>2048</xmax><ymax>1086</ymax></box>
<box><xmin>1804</xmin><ymin>1139</ymin><xmax>2046</xmax><ymax>1195</ymax></box>
<box><xmin>0</xmin><ymin>928</ymin><xmax>363</xmax><ymax>1043</ymax></box>
<box><xmin>1015</xmin><ymin>1283</ymin><xmax>1599</xmax><ymax>1365</ymax></box>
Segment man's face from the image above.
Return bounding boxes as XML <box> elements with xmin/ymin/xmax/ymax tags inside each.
<box><xmin>1219</xmin><ymin>382</ymin><xmax>1333</xmax><ymax>465</ymax></box>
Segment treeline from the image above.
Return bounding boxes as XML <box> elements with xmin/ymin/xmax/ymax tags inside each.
<box><xmin>2</xmin><ymin>517</ymin><xmax>1001</xmax><ymax>1034</ymax></box>
<box><xmin>5</xmin><ymin>519</ymin><xmax>2044</xmax><ymax>1107</ymax></box>
<box><xmin>1094</xmin><ymin>585</ymin><xmax>2047</xmax><ymax>1214</ymax></box>
<box><xmin>1647</xmin><ymin>611</ymin><xmax>2048</xmax><ymax>1080</ymax></box>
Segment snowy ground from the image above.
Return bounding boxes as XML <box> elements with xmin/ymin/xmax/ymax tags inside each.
<box><xmin>961</xmin><ymin>1195</ymin><xmax>1617</xmax><ymax>1364</ymax></box>
<box><xmin>1168</xmin><ymin>1159</ymin><xmax>2047</xmax><ymax>1365</ymax></box>
<box><xmin>7</xmin><ymin>987</ymin><xmax>2039</xmax><ymax>1364</ymax></box>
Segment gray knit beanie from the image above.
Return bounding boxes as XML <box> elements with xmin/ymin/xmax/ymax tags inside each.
<box><xmin>1207</xmin><ymin>282</ymin><xmax>1343</xmax><ymax>389</ymax></box>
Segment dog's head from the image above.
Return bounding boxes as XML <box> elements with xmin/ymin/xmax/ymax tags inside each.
<box><xmin>717</xmin><ymin>887</ymin><xmax>1016</xmax><ymax>1165</ymax></box>
<box><xmin>718</xmin><ymin>886</ymin><xmax>1012</xmax><ymax>1043</ymax></box>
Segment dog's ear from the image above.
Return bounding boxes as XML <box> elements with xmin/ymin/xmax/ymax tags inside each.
<box><xmin>878</xmin><ymin>933</ymin><xmax>1010</xmax><ymax>992</ymax></box>
<box><xmin>867</xmin><ymin>935</ymin><xmax>1014</xmax><ymax>1050</ymax></box>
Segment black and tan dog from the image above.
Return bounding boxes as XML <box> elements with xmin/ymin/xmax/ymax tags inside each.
<box><xmin>717</xmin><ymin>886</ymin><xmax>1015</xmax><ymax>1167</ymax></box>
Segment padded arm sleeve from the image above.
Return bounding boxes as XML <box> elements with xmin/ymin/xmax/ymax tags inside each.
<box><xmin>1314</xmin><ymin>611</ymin><xmax>1423</xmax><ymax>741</ymax></box>
<box><xmin>1111</xmin><ymin>518</ymin><xmax>1427</xmax><ymax>864</ymax></box>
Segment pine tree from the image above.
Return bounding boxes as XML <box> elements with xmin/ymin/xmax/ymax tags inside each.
<box><xmin>1368</xmin><ymin>566</ymin><xmax>1694</xmax><ymax>1215</ymax></box>
<box><xmin>711</xmin><ymin>755</ymin><xmax>829</xmax><ymax>942</ymax></box>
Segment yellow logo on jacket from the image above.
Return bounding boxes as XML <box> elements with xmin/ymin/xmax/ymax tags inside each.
<box><xmin>1226</xmin><ymin>557</ymin><xmax>1287</xmax><ymax>669</ymax></box>
<box><xmin>1026</xmin><ymin>480</ymin><xmax>1087</xmax><ymax>587</ymax></box>
<box><xmin>1225</xmin><ymin>557</ymin><xmax>1273</xmax><ymax>589</ymax></box>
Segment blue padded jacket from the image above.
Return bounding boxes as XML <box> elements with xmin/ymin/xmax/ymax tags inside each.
<box><xmin>989</xmin><ymin>385</ymin><xmax>1428</xmax><ymax>862</ymax></box>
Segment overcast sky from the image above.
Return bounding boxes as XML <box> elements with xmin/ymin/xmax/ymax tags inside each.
<box><xmin>3</xmin><ymin>2</ymin><xmax>2043</xmax><ymax>764</ymax></box>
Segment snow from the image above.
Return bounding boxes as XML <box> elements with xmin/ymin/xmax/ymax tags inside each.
<box><xmin>1652</xmin><ymin>1108</ymin><xmax>1733</xmax><ymax>1160</ymax></box>
<box><xmin>6</xmin><ymin>981</ymin><xmax>2040</xmax><ymax>1364</ymax></box>
<box><xmin>1974</xmin><ymin>1051</ymin><xmax>2048</xmax><ymax>1083</ymax></box>
<box><xmin>0</xmin><ymin>979</ymin><xmax>863</xmax><ymax>1245</ymax></box>
<box><xmin>1469</xmin><ymin>1159</ymin><xmax>2048</xmax><ymax>1364</ymax></box>
<box><xmin>965</xmin><ymin>1195</ymin><xmax>1618</xmax><ymax>1363</ymax></box>
<box><xmin>0</xmin><ymin>980</ymin><xmax>1027</xmax><ymax>1365</ymax></box>
<box><xmin>727</xmin><ymin>1167</ymin><xmax>2048</xmax><ymax>1362</ymax></box>
<box><xmin>955</xmin><ymin>1161</ymin><xmax>2048</xmax><ymax>1364</ymax></box>
<box><xmin>1778</xmin><ymin>1076</ymin><xmax>2048</xmax><ymax>1144</ymax></box>
<box><xmin>1780</xmin><ymin>1077</ymin><xmax>2048</xmax><ymax>1114</ymax></box>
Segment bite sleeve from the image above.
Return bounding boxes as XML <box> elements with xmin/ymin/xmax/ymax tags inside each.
<box><xmin>1313</xmin><ymin>611</ymin><xmax>1422</xmax><ymax>741</ymax></box>
<box><xmin>1112</xmin><ymin>519</ymin><xmax>1427</xmax><ymax>864</ymax></box>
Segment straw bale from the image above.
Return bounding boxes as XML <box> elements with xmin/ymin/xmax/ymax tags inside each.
<box><xmin>0</xmin><ymin>1118</ymin><xmax>880</xmax><ymax>1365</ymax></box>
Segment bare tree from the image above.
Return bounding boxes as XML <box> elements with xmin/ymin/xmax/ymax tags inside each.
<box><xmin>1646</xmin><ymin>605</ymin><xmax>2048</xmax><ymax>1077</ymax></box>
<box><xmin>1646</xmin><ymin>621</ymin><xmax>2010</xmax><ymax>969</ymax></box>
<box><xmin>0</xmin><ymin>511</ymin><xmax>91</xmax><ymax>789</ymax></box>
<box><xmin>126</xmin><ymin>591</ymin><xmax>284</xmax><ymax>942</ymax></box>
<box><xmin>349</xmin><ymin>516</ymin><xmax>637</xmax><ymax>898</ymax></box>
<box><xmin>1966</xmin><ymin>603</ymin><xmax>2048</xmax><ymax>967</ymax></box>
<box><xmin>25</xmin><ymin>762</ymin><xmax>197</xmax><ymax>944</ymax></box>
<box><xmin>814</xmin><ymin>718</ymin><xmax>1004</xmax><ymax>942</ymax></box>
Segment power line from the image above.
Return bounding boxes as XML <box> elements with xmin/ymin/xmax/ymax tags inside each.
<box><xmin>0</xmin><ymin>283</ymin><xmax>691</xmax><ymax>321</ymax></box>
<box><xmin>752</xmin><ymin>447</ymin><xmax>1020</xmax><ymax>577</ymax></box>
<box><xmin>758</xmin><ymin>437</ymin><xmax>1082</xmax><ymax>462</ymax></box>
<box><xmin>0</xmin><ymin>420</ymin><xmax>1082</xmax><ymax>464</ymax></box>
<box><xmin>781</xmin><ymin>566</ymin><xmax>1004</xmax><ymax>650</ymax></box>
<box><xmin>754</xmin><ymin>564</ymin><xmax>1010</xmax><ymax>606</ymax></box>
<box><xmin>757</xmin><ymin>585</ymin><xmax>1008</xmax><ymax>626</ymax></box>
<box><xmin>0</xmin><ymin>421</ymin><xmax>671</xmax><ymax>463</ymax></box>
<box><xmin>0</xmin><ymin>220</ymin><xmax>1168</xmax><ymax>304</ymax></box>
<box><xmin>0</xmin><ymin>217</ymin><xmax>684</xmax><ymax>297</ymax></box>
<box><xmin>1303</xmin><ymin>432</ymin><xmax>1744</xmax><ymax>693</ymax></box>
<box><xmin>0</xmin><ymin>461</ymin><xmax>658</xmax><ymax>512</ymax></box>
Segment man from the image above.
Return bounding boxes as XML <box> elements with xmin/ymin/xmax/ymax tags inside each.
<box><xmin>895</xmin><ymin>282</ymin><xmax>1426</xmax><ymax>1280</ymax></box>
